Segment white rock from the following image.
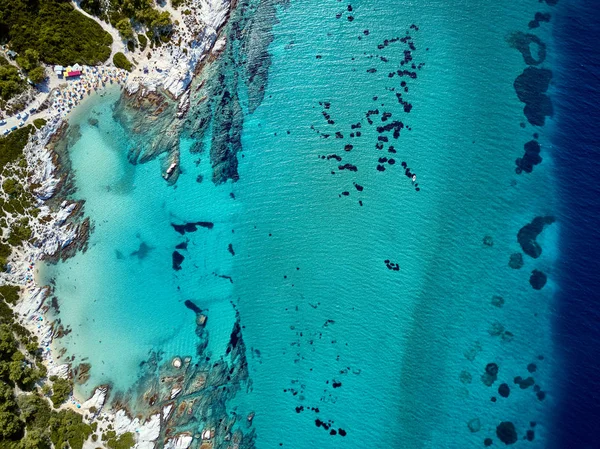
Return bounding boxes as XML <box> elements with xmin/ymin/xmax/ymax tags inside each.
<box><xmin>82</xmin><ymin>386</ymin><xmax>107</xmax><ymax>411</ymax></box>
<box><xmin>49</xmin><ymin>363</ymin><xmax>70</xmax><ymax>378</ymax></box>
<box><xmin>164</xmin><ymin>433</ymin><xmax>193</xmax><ymax>449</ymax></box>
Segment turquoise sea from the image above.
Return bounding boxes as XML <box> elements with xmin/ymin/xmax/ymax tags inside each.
<box><xmin>39</xmin><ymin>0</ymin><xmax>563</xmax><ymax>448</ymax></box>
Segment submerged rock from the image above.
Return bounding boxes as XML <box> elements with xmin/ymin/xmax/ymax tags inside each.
<box><xmin>517</xmin><ymin>216</ymin><xmax>555</xmax><ymax>258</ymax></box>
<box><xmin>172</xmin><ymin>251</ymin><xmax>185</xmax><ymax>270</ymax></box>
<box><xmin>498</xmin><ymin>383</ymin><xmax>510</xmax><ymax>398</ymax></box>
<box><xmin>514</xmin><ymin>67</ymin><xmax>553</xmax><ymax>126</ymax></box>
<box><xmin>172</xmin><ymin>221</ymin><xmax>214</xmax><ymax>235</ymax></box>
<box><xmin>530</xmin><ymin>269</ymin><xmax>547</xmax><ymax>290</ymax></box>
<box><xmin>491</xmin><ymin>295</ymin><xmax>505</xmax><ymax>308</ymax></box>
<box><xmin>508</xmin><ymin>32</ymin><xmax>547</xmax><ymax>66</ymax></box>
<box><xmin>482</xmin><ymin>363</ymin><xmax>499</xmax><ymax>386</ymax></box>
<box><xmin>468</xmin><ymin>418</ymin><xmax>481</xmax><ymax>433</ymax></box>
<box><xmin>509</xmin><ymin>253</ymin><xmax>524</xmax><ymax>269</ymax></box>
<box><xmin>516</xmin><ymin>140</ymin><xmax>542</xmax><ymax>174</ymax></box>
<box><xmin>496</xmin><ymin>421</ymin><xmax>518</xmax><ymax>445</ymax></box>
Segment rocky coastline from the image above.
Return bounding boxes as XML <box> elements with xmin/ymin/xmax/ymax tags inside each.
<box><xmin>0</xmin><ymin>0</ymin><xmax>249</xmax><ymax>447</ymax></box>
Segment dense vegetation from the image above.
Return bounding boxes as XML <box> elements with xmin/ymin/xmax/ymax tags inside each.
<box><xmin>0</xmin><ymin>127</ymin><xmax>33</xmax><ymax>171</ymax></box>
<box><xmin>0</xmin><ymin>57</ymin><xmax>25</xmax><ymax>103</ymax></box>
<box><xmin>0</xmin><ymin>126</ymin><xmax>35</xmax><ymax>268</ymax></box>
<box><xmin>0</xmin><ymin>0</ymin><xmax>113</xmax><ymax>66</ymax></box>
<box><xmin>80</xmin><ymin>0</ymin><xmax>172</xmax><ymax>42</ymax></box>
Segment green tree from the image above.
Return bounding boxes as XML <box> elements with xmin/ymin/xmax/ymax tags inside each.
<box><xmin>116</xmin><ymin>19</ymin><xmax>134</xmax><ymax>39</ymax></box>
<box><xmin>152</xmin><ymin>11</ymin><xmax>172</xmax><ymax>29</ymax></box>
<box><xmin>137</xmin><ymin>33</ymin><xmax>147</xmax><ymax>51</ymax></box>
<box><xmin>0</xmin><ymin>324</ymin><xmax>18</xmax><ymax>361</ymax></box>
<box><xmin>50</xmin><ymin>376</ymin><xmax>72</xmax><ymax>406</ymax></box>
<box><xmin>0</xmin><ymin>64</ymin><xmax>25</xmax><ymax>101</ymax></box>
<box><xmin>16</xmin><ymin>49</ymin><xmax>40</xmax><ymax>71</ymax></box>
<box><xmin>18</xmin><ymin>393</ymin><xmax>52</xmax><ymax>429</ymax></box>
<box><xmin>28</xmin><ymin>66</ymin><xmax>47</xmax><ymax>84</ymax></box>
<box><xmin>0</xmin><ymin>380</ymin><xmax>23</xmax><ymax>439</ymax></box>
<box><xmin>21</xmin><ymin>428</ymin><xmax>51</xmax><ymax>449</ymax></box>
<box><xmin>0</xmin><ymin>243</ymin><xmax>12</xmax><ymax>269</ymax></box>
<box><xmin>2</xmin><ymin>178</ymin><xmax>20</xmax><ymax>196</ymax></box>
<box><xmin>48</xmin><ymin>409</ymin><xmax>92</xmax><ymax>449</ymax></box>
<box><xmin>0</xmin><ymin>285</ymin><xmax>20</xmax><ymax>305</ymax></box>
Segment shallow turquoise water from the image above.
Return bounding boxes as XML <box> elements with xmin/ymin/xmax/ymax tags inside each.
<box><xmin>41</xmin><ymin>0</ymin><xmax>560</xmax><ymax>447</ymax></box>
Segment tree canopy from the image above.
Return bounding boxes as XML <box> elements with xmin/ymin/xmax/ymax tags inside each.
<box><xmin>0</xmin><ymin>0</ymin><xmax>113</xmax><ymax>66</ymax></box>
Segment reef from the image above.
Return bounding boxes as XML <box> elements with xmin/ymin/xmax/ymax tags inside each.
<box><xmin>496</xmin><ymin>421</ymin><xmax>518</xmax><ymax>445</ymax></box>
<box><xmin>113</xmin><ymin>89</ymin><xmax>183</xmax><ymax>183</ymax></box>
<box><xmin>529</xmin><ymin>12</ymin><xmax>551</xmax><ymax>29</ymax></box>
<box><xmin>482</xmin><ymin>363</ymin><xmax>499</xmax><ymax>386</ymax></box>
<box><xmin>110</xmin><ymin>308</ymin><xmax>254</xmax><ymax>449</ymax></box>
<box><xmin>514</xmin><ymin>67</ymin><xmax>553</xmax><ymax>126</ymax></box>
<box><xmin>529</xmin><ymin>270</ymin><xmax>547</xmax><ymax>290</ymax></box>
<box><xmin>508</xmin><ymin>253</ymin><xmax>524</xmax><ymax>269</ymax></box>
<box><xmin>185</xmin><ymin>0</ymin><xmax>288</xmax><ymax>185</ymax></box>
<box><xmin>515</xmin><ymin>140</ymin><xmax>542</xmax><ymax>174</ymax></box>
<box><xmin>508</xmin><ymin>32</ymin><xmax>547</xmax><ymax>66</ymax></box>
<box><xmin>468</xmin><ymin>418</ymin><xmax>481</xmax><ymax>433</ymax></box>
<box><xmin>517</xmin><ymin>216</ymin><xmax>555</xmax><ymax>258</ymax></box>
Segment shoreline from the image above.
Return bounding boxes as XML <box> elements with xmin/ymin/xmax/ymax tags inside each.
<box><xmin>1</xmin><ymin>0</ymin><xmax>234</xmax><ymax>447</ymax></box>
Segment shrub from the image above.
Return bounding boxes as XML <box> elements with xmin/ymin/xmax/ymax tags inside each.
<box><xmin>112</xmin><ymin>52</ymin><xmax>133</xmax><ymax>72</ymax></box>
<box><xmin>33</xmin><ymin>118</ymin><xmax>47</xmax><ymax>129</ymax></box>
<box><xmin>137</xmin><ymin>34</ymin><xmax>147</xmax><ymax>51</ymax></box>
<box><xmin>28</xmin><ymin>66</ymin><xmax>47</xmax><ymax>84</ymax></box>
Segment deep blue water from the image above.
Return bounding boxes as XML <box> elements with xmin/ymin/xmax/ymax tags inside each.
<box><xmin>553</xmin><ymin>1</ymin><xmax>600</xmax><ymax>447</ymax></box>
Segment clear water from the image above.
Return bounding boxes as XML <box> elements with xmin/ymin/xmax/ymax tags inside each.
<box><xmin>40</xmin><ymin>0</ymin><xmax>561</xmax><ymax>448</ymax></box>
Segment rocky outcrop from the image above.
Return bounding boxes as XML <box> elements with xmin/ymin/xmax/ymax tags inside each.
<box><xmin>517</xmin><ymin>216</ymin><xmax>555</xmax><ymax>258</ymax></box>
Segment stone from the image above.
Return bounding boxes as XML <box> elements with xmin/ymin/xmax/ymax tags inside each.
<box><xmin>498</xmin><ymin>383</ymin><xmax>510</xmax><ymax>398</ymax></box>
<box><xmin>483</xmin><ymin>235</ymin><xmax>494</xmax><ymax>247</ymax></box>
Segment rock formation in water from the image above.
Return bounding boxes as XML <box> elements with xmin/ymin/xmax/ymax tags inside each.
<box><xmin>517</xmin><ymin>216</ymin><xmax>555</xmax><ymax>258</ymax></box>
<box><xmin>508</xmin><ymin>32</ymin><xmax>547</xmax><ymax>66</ymax></box>
<box><xmin>496</xmin><ymin>421</ymin><xmax>518</xmax><ymax>445</ymax></box>
<box><xmin>113</xmin><ymin>89</ymin><xmax>183</xmax><ymax>183</ymax></box>
<box><xmin>514</xmin><ymin>67</ymin><xmax>553</xmax><ymax>126</ymax></box>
